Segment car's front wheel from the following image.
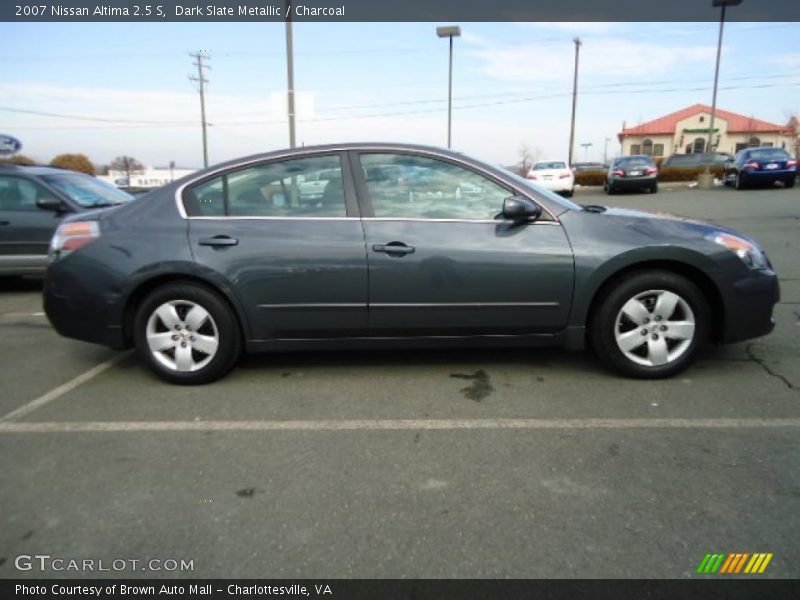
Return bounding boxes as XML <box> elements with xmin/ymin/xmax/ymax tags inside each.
<box><xmin>134</xmin><ymin>282</ymin><xmax>242</xmax><ymax>384</ymax></box>
<box><xmin>590</xmin><ymin>271</ymin><xmax>710</xmax><ymax>378</ymax></box>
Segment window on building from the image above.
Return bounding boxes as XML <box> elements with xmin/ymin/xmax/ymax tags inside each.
<box><xmin>653</xmin><ymin>144</ymin><xmax>665</xmax><ymax>157</ymax></box>
<box><xmin>642</xmin><ymin>139</ymin><xmax>654</xmax><ymax>156</ymax></box>
<box><xmin>630</xmin><ymin>144</ymin><xmax>641</xmax><ymax>154</ymax></box>
<box><xmin>692</xmin><ymin>138</ymin><xmax>705</xmax><ymax>154</ymax></box>
<box><xmin>749</xmin><ymin>136</ymin><xmax>761</xmax><ymax>147</ymax></box>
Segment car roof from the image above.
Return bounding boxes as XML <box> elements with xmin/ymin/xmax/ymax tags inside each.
<box><xmin>0</xmin><ymin>164</ymin><xmax>84</xmax><ymax>176</ymax></box>
<box><xmin>174</xmin><ymin>142</ymin><xmax>488</xmax><ymax>184</ymax></box>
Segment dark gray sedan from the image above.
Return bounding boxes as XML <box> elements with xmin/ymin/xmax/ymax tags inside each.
<box><xmin>44</xmin><ymin>144</ymin><xmax>778</xmax><ymax>384</ymax></box>
<box><xmin>605</xmin><ymin>155</ymin><xmax>659</xmax><ymax>194</ymax></box>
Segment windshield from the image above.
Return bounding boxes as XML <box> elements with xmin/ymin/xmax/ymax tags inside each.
<box><xmin>533</xmin><ymin>161</ymin><xmax>567</xmax><ymax>170</ymax></box>
<box><xmin>41</xmin><ymin>173</ymin><xmax>134</xmax><ymax>207</ymax></box>
<box><xmin>500</xmin><ymin>167</ymin><xmax>583</xmax><ymax>212</ymax></box>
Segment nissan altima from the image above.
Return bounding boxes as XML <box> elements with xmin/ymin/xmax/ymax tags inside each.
<box><xmin>43</xmin><ymin>144</ymin><xmax>779</xmax><ymax>384</ymax></box>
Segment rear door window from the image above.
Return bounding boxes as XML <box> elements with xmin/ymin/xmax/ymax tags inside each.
<box><xmin>184</xmin><ymin>155</ymin><xmax>347</xmax><ymax>218</ymax></box>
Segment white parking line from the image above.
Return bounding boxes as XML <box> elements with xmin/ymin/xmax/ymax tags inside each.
<box><xmin>0</xmin><ymin>417</ymin><xmax>799</xmax><ymax>434</ymax></box>
<box><xmin>0</xmin><ymin>352</ymin><xmax>131</xmax><ymax>423</ymax></box>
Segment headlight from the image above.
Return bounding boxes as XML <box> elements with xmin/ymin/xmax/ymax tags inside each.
<box><xmin>707</xmin><ymin>232</ymin><xmax>768</xmax><ymax>270</ymax></box>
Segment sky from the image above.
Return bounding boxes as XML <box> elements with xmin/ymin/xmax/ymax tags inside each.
<box><xmin>1</xmin><ymin>21</ymin><xmax>798</xmax><ymax>169</ymax></box>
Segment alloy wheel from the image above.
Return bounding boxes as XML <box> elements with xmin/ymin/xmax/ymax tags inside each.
<box><xmin>145</xmin><ymin>299</ymin><xmax>219</xmax><ymax>372</ymax></box>
<box><xmin>613</xmin><ymin>289</ymin><xmax>696</xmax><ymax>367</ymax></box>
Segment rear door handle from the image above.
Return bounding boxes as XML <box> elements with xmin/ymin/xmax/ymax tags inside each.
<box><xmin>199</xmin><ymin>236</ymin><xmax>239</xmax><ymax>247</ymax></box>
<box><xmin>372</xmin><ymin>243</ymin><xmax>415</xmax><ymax>256</ymax></box>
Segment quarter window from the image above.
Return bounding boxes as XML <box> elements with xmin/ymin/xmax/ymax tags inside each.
<box><xmin>359</xmin><ymin>153</ymin><xmax>511</xmax><ymax>220</ymax></box>
<box><xmin>184</xmin><ymin>155</ymin><xmax>347</xmax><ymax>218</ymax></box>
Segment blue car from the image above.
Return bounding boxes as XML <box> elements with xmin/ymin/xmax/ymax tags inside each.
<box><xmin>724</xmin><ymin>147</ymin><xmax>797</xmax><ymax>190</ymax></box>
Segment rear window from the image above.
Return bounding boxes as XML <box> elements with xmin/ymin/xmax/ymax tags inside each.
<box><xmin>747</xmin><ymin>148</ymin><xmax>790</xmax><ymax>161</ymax></box>
<box><xmin>533</xmin><ymin>162</ymin><xmax>567</xmax><ymax>170</ymax></box>
<box><xmin>616</xmin><ymin>156</ymin><xmax>654</xmax><ymax>167</ymax></box>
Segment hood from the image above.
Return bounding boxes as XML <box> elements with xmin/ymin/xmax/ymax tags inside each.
<box><xmin>586</xmin><ymin>205</ymin><xmax>760</xmax><ymax>246</ymax></box>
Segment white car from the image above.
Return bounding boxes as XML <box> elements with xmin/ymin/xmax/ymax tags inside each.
<box><xmin>526</xmin><ymin>160</ymin><xmax>575</xmax><ymax>197</ymax></box>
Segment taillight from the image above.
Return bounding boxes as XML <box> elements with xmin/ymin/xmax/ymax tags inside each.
<box><xmin>612</xmin><ymin>169</ymin><xmax>624</xmax><ymax>177</ymax></box>
<box><xmin>50</xmin><ymin>221</ymin><xmax>100</xmax><ymax>260</ymax></box>
<box><xmin>646</xmin><ymin>167</ymin><xmax>658</xmax><ymax>175</ymax></box>
<box><xmin>527</xmin><ymin>174</ymin><xmax>538</xmax><ymax>180</ymax></box>
<box><xmin>559</xmin><ymin>172</ymin><xmax>571</xmax><ymax>179</ymax></box>
<box><xmin>787</xmin><ymin>160</ymin><xmax>797</xmax><ymax>169</ymax></box>
<box><xmin>743</xmin><ymin>161</ymin><xmax>760</xmax><ymax>169</ymax></box>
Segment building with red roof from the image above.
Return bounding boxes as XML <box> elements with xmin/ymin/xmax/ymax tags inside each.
<box><xmin>618</xmin><ymin>104</ymin><xmax>797</xmax><ymax>158</ymax></box>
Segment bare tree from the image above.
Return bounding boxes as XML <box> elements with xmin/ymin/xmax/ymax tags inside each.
<box><xmin>516</xmin><ymin>143</ymin><xmax>542</xmax><ymax>176</ymax></box>
<box><xmin>110</xmin><ymin>156</ymin><xmax>144</xmax><ymax>186</ymax></box>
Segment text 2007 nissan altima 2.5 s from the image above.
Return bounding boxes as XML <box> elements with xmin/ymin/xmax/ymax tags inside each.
<box><xmin>43</xmin><ymin>144</ymin><xmax>779</xmax><ymax>384</ymax></box>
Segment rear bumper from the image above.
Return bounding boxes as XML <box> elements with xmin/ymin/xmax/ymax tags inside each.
<box><xmin>719</xmin><ymin>269</ymin><xmax>779</xmax><ymax>344</ymax></box>
<box><xmin>610</xmin><ymin>176</ymin><xmax>657</xmax><ymax>189</ymax></box>
<box><xmin>44</xmin><ymin>267</ymin><xmax>127</xmax><ymax>350</ymax></box>
<box><xmin>532</xmin><ymin>179</ymin><xmax>574</xmax><ymax>192</ymax></box>
<box><xmin>742</xmin><ymin>169</ymin><xmax>796</xmax><ymax>181</ymax></box>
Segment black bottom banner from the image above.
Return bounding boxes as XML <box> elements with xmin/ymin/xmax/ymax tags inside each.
<box><xmin>3</xmin><ymin>579</ymin><xmax>800</xmax><ymax>600</ymax></box>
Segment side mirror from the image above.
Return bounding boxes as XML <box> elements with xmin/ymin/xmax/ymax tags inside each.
<box><xmin>502</xmin><ymin>196</ymin><xmax>542</xmax><ymax>221</ymax></box>
<box><xmin>37</xmin><ymin>197</ymin><xmax>65</xmax><ymax>212</ymax></box>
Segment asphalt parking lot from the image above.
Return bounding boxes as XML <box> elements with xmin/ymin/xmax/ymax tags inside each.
<box><xmin>1</xmin><ymin>184</ymin><xmax>798</xmax><ymax>579</ymax></box>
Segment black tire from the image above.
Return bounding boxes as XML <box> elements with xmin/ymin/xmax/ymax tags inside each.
<box><xmin>133</xmin><ymin>282</ymin><xmax>242</xmax><ymax>384</ymax></box>
<box><xmin>563</xmin><ymin>189</ymin><xmax>574</xmax><ymax>198</ymax></box>
<box><xmin>785</xmin><ymin>177</ymin><xmax>795</xmax><ymax>189</ymax></box>
<box><xmin>589</xmin><ymin>270</ymin><xmax>710</xmax><ymax>379</ymax></box>
<box><xmin>734</xmin><ymin>172</ymin><xmax>746</xmax><ymax>190</ymax></box>
<box><xmin>649</xmin><ymin>182</ymin><xmax>658</xmax><ymax>194</ymax></box>
<box><xmin>605</xmin><ymin>181</ymin><xmax>615</xmax><ymax>195</ymax></box>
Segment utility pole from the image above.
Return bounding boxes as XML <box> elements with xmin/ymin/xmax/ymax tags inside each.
<box><xmin>285</xmin><ymin>0</ymin><xmax>296</xmax><ymax>148</ymax></box>
<box><xmin>567</xmin><ymin>37</ymin><xmax>581</xmax><ymax>168</ymax></box>
<box><xmin>603</xmin><ymin>137</ymin><xmax>610</xmax><ymax>164</ymax></box>
<box><xmin>189</xmin><ymin>51</ymin><xmax>210</xmax><ymax>168</ymax></box>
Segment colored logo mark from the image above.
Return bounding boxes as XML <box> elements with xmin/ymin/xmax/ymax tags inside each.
<box><xmin>697</xmin><ymin>553</ymin><xmax>773</xmax><ymax>574</ymax></box>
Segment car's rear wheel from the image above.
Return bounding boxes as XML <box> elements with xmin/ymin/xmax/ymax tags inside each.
<box><xmin>134</xmin><ymin>283</ymin><xmax>242</xmax><ymax>384</ymax></box>
<box><xmin>605</xmin><ymin>181</ymin><xmax>615</xmax><ymax>195</ymax></box>
<box><xmin>734</xmin><ymin>172</ymin><xmax>746</xmax><ymax>190</ymax></box>
<box><xmin>563</xmin><ymin>189</ymin><xmax>574</xmax><ymax>198</ymax></box>
<box><xmin>649</xmin><ymin>181</ymin><xmax>658</xmax><ymax>194</ymax></box>
<box><xmin>785</xmin><ymin>177</ymin><xmax>795</xmax><ymax>189</ymax></box>
<box><xmin>590</xmin><ymin>271</ymin><xmax>710</xmax><ymax>379</ymax></box>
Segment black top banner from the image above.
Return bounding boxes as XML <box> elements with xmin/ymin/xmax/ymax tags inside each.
<box><xmin>3</xmin><ymin>0</ymin><xmax>800</xmax><ymax>22</ymax></box>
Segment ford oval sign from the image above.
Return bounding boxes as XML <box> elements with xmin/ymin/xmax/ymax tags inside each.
<box><xmin>0</xmin><ymin>134</ymin><xmax>22</xmax><ymax>156</ymax></box>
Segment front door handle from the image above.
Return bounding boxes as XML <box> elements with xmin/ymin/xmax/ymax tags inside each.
<box><xmin>0</xmin><ymin>220</ymin><xmax>9</xmax><ymax>226</ymax></box>
<box><xmin>199</xmin><ymin>236</ymin><xmax>239</xmax><ymax>247</ymax></box>
<box><xmin>372</xmin><ymin>242</ymin><xmax>415</xmax><ymax>256</ymax></box>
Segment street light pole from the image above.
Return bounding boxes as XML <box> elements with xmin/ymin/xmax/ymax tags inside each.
<box><xmin>568</xmin><ymin>37</ymin><xmax>582</xmax><ymax>168</ymax></box>
<box><xmin>699</xmin><ymin>0</ymin><xmax>742</xmax><ymax>188</ymax></box>
<box><xmin>285</xmin><ymin>0</ymin><xmax>296</xmax><ymax>149</ymax></box>
<box><xmin>437</xmin><ymin>25</ymin><xmax>461</xmax><ymax>149</ymax></box>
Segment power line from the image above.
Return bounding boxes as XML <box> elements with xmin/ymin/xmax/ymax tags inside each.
<box><xmin>4</xmin><ymin>81</ymin><xmax>798</xmax><ymax>130</ymax></box>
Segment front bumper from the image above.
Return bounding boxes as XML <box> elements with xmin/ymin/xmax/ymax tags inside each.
<box><xmin>720</xmin><ymin>269</ymin><xmax>779</xmax><ymax>344</ymax></box>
